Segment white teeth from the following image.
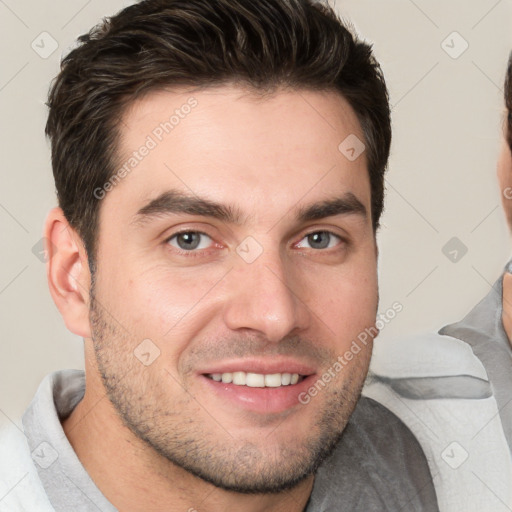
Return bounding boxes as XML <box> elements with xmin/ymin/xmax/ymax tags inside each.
<box><xmin>208</xmin><ymin>371</ymin><xmax>302</xmax><ymax>387</ymax></box>
<box><xmin>221</xmin><ymin>372</ymin><xmax>233</xmax><ymax>384</ymax></box>
<box><xmin>264</xmin><ymin>373</ymin><xmax>282</xmax><ymax>387</ymax></box>
<box><xmin>246</xmin><ymin>373</ymin><xmax>265</xmax><ymax>387</ymax></box>
<box><xmin>232</xmin><ymin>371</ymin><xmax>246</xmax><ymax>385</ymax></box>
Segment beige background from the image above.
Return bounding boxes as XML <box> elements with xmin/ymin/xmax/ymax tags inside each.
<box><xmin>1</xmin><ymin>0</ymin><xmax>511</xmax><ymax>423</ymax></box>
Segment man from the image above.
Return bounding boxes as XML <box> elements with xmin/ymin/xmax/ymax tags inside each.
<box><xmin>437</xmin><ymin>53</ymin><xmax>512</xmax><ymax>448</ymax></box>
<box><xmin>0</xmin><ymin>1</ymin><xmax>438</xmax><ymax>510</ymax></box>
<box><xmin>365</xmin><ymin>54</ymin><xmax>512</xmax><ymax>511</ymax></box>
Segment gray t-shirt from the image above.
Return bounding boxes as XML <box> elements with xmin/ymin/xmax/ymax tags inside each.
<box><xmin>22</xmin><ymin>370</ymin><xmax>438</xmax><ymax>511</ymax></box>
<box><xmin>440</xmin><ymin>259</ymin><xmax>512</xmax><ymax>449</ymax></box>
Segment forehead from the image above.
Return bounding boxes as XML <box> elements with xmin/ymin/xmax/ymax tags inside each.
<box><xmin>106</xmin><ymin>85</ymin><xmax>370</xmax><ymax>224</ymax></box>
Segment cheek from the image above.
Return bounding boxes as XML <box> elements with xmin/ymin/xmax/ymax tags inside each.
<box><xmin>332</xmin><ymin>276</ymin><xmax>377</xmax><ymax>332</ymax></box>
<box><xmin>498</xmin><ymin>142</ymin><xmax>512</xmax><ymax>188</ymax></box>
<box><xmin>106</xmin><ymin>264</ymin><xmax>225</xmax><ymax>342</ymax></box>
<box><xmin>302</xmin><ymin>258</ymin><xmax>378</xmax><ymax>339</ymax></box>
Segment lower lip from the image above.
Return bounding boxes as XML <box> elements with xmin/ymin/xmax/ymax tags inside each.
<box><xmin>199</xmin><ymin>374</ymin><xmax>316</xmax><ymax>414</ymax></box>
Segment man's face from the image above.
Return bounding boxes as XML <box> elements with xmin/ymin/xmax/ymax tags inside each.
<box><xmin>498</xmin><ymin>134</ymin><xmax>512</xmax><ymax>229</ymax></box>
<box><xmin>89</xmin><ymin>85</ymin><xmax>378</xmax><ymax>493</ymax></box>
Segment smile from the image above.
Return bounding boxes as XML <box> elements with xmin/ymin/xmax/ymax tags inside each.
<box><xmin>206</xmin><ymin>371</ymin><xmax>304</xmax><ymax>387</ymax></box>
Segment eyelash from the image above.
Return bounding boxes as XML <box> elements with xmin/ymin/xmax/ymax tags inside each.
<box><xmin>164</xmin><ymin>229</ymin><xmax>347</xmax><ymax>257</ymax></box>
<box><xmin>164</xmin><ymin>231</ymin><xmax>218</xmax><ymax>257</ymax></box>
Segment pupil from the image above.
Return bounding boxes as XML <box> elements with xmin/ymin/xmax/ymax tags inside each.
<box><xmin>308</xmin><ymin>232</ymin><xmax>330</xmax><ymax>249</ymax></box>
<box><xmin>178</xmin><ymin>232</ymin><xmax>200</xmax><ymax>250</ymax></box>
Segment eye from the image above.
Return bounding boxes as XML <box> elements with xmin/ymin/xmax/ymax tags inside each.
<box><xmin>296</xmin><ymin>231</ymin><xmax>342</xmax><ymax>250</ymax></box>
<box><xmin>167</xmin><ymin>231</ymin><xmax>213</xmax><ymax>251</ymax></box>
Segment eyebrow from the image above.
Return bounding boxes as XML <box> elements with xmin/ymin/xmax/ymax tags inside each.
<box><xmin>132</xmin><ymin>190</ymin><xmax>242</xmax><ymax>225</ymax></box>
<box><xmin>296</xmin><ymin>193</ymin><xmax>367</xmax><ymax>222</ymax></box>
<box><xmin>131</xmin><ymin>189</ymin><xmax>367</xmax><ymax>226</ymax></box>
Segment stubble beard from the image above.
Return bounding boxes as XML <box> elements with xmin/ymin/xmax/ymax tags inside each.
<box><xmin>88</xmin><ymin>285</ymin><xmax>372</xmax><ymax>494</ymax></box>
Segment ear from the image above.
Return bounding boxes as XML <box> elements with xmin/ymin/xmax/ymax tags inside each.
<box><xmin>44</xmin><ymin>208</ymin><xmax>92</xmax><ymax>338</ymax></box>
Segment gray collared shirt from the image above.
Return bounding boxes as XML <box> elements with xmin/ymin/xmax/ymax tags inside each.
<box><xmin>440</xmin><ymin>259</ymin><xmax>512</xmax><ymax>450</ymax></box>
<box><xmin>21</xmin><ymin>370</ymin><xmax>438</xmax><ymax>511</ymax></box>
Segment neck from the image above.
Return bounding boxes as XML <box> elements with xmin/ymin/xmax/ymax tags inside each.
<box><xmin>502</xmin><ymin>271</ymin><xmax>512</xmax><ymax>346</ymax></box>
<box><xmin>62</xmin><ymin>366</ymin><xmax>313</xmax><ymax>512</ymax></box>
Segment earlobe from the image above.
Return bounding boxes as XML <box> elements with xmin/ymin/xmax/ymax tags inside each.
<box><xmin>44</xmin><ymin>207</ymin><xmax>92</xmax><ymax>338</ymax></box>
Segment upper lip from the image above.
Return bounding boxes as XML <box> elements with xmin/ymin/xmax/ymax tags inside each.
<box><xmin>197</xmin><ymin>357</ymin><xmax>317</xmax><ymax>376</ymax></box>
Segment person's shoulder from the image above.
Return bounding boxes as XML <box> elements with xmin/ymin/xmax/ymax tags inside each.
<box><xmin>308</xmin><ymin>396</ymin><xmax>439</xmax><ymax>511</ymax></box>
<box><xmin>345</xmin><ymin>396</ymin><xmax>439</xmax><ymax>481</ymax></box>
<box><xmin>0</xmin><ymin>419</ymin><xmax>54</xmax><ymax>512</ymax></box>
<box><xmin>365</xmin><ymin>330</ymin><xmax>512</xmax><ymax>511</ymax></box>
<box><xmin>344</xmin><ymin>396</ymin><xmax>439</xmax><ymax>507</ymax></box>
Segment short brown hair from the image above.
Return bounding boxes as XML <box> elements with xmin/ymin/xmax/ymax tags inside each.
<box><xmin>505</xmin><ymin>52</ymin><xmax>512</xmax><ymax>152</ymax></box>
<box><xmin>46</xmin><ymin>0</ymin><xmax>391</xmax><ymax>271</ymax></box>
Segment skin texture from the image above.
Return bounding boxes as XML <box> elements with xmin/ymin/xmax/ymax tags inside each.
<box><xmin>46</xmin><ymin>85</ymin><xmax>379</xmax><ymax>512</ymax></box>
<box><xmin>498</xmin><ymin>138</ymin><xmax>512</xmax><ymax>229</ymax></box>
<box><xmin>497</xmin><ymin>136</ymin><xmax>512</xmax><ymax>343</ymax></box>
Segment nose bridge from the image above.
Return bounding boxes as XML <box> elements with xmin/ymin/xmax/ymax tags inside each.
<box><xmin>223</xmin><ymin>243</ymin><xmax>309</xmax><ymax>341</ymax></box>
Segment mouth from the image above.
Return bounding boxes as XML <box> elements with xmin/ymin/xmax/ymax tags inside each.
<box><xmin>198</xmin><ymin>360</ymin><xmax>317</xmax><ymax>414</ymax></box>
<box><xmin>205</xmin><ymin>371</ymin><xmax>305</xmax><ymax>388</ymax></box>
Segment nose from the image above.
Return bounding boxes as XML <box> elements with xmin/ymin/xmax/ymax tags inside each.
<box><xmin>222</xmin><ymin>249</ymin><xmax>311</xmax><ymax>343</ymax></box>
